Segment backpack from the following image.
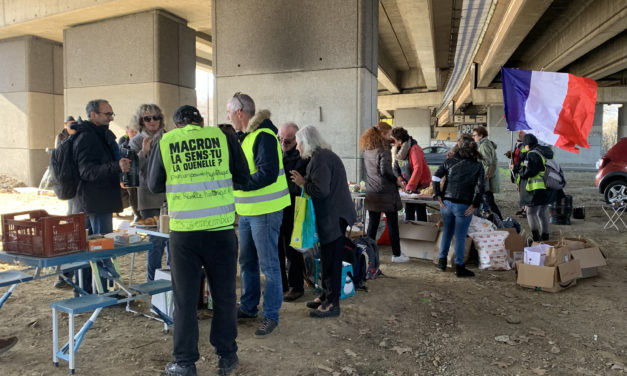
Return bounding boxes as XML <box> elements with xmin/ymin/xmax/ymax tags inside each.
<box><xmin>343</xmin><ymin>237</ymin><xmax>368</xmax><ymax>291</ymax></box>
<box><xmin>354</xmin><ymin>236</ymin><xmax>379</xmax><ymax>269</ymax></box>
<box><xmin>530</xmin><ymin>150</ymin><xmax>566</xmax><ymax>190</ymax></box>
<box><xmin>50</xmin><ymin>130</ymin><xmax>81</xmax><ymax>200</ymax></box>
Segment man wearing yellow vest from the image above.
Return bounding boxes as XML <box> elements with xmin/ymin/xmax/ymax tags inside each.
<box><xmin>227</xmin><ymin>93</ymin><xmax>290</xmax><ymax>338</ymax></box>
<box><xmin>148</xmin><ymin>105</ymin><xmax>250</xmax><ymax>376</ymax></box>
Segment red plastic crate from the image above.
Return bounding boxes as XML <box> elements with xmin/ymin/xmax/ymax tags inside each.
<box><xmin>1</xmin><ymin>210</ymin><xmax>87</xmax><ymax>257</ymax></box>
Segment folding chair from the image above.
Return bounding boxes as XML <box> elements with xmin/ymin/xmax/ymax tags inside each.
<box><xmin>602</xmin><ymin>203</ymin><xmax>627</xmax><ymax>232</ymax></box>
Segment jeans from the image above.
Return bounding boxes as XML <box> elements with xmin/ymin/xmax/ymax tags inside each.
<box><xmin>170</xmin><ymin>229</ymin><xmax>238</xmax><ymax>365</ymax></box>
<box><xmin>141</xmin><ymin>209</ymin><xmax>169</xmax><ymax>281</ymax></box>
<box><xmin>238</xmin><ymin>210</ymin><xmax>283</xmax><ymax>322</ymax></box>
<box><xmin>367</xmin><ymin>210</ymin><xmax>400</xmax><ymax>257</ymax></box>
<box><xmin>438</xmin><ymin>201</ymin><xmax>473</xmax><ymax>266</ymax></box>
<box><xmin>75</xmin><ymin>213</ymin><xmax>114</xmax><ymax>294</ymax></box>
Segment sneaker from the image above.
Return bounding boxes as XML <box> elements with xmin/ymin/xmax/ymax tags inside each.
<box><xmin>254</xmin><ymin>317</ymin><xmax>278</xmax><ymax>338</ymax></box>
<box><xmin>165</xmin><ymin>362</ymin><xmax>197</xmax><ymax>376</ymax></box>
<box><xmin>391</xmin><ymin>254</ymin><xmax>410</xmax><ymax>263</ymax></box>
<box><xmin>217</xmin><ymin>354</ymin><xmax>239</xmax><ymax>375</ymax></box>
<box><xmin>283</xmin><ymin>289</ymin><xmax>304</xmax><ymax>302</ymax></box>
<box><xmin>237</xmin><ymin>308</ymin><xmax>257</xmax><ymax>320</ymax></box>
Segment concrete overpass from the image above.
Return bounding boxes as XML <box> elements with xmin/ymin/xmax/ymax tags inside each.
<box><xmin>0</xmin><ymin>0</ymin><xmax>625</xmax><ymax>185</ymax></box>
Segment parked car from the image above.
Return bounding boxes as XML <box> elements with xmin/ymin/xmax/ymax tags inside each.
<box><xmin>595</xmin><ymin>138</ymin><xmax>627</xmax><ymax>204</ymax></box>
<box><xmin>423</xmin><ymin>145</ymin><xmax>450</xmax><ymax>165</ymax></box>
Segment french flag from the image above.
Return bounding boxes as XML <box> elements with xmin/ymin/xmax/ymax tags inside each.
<box><xmin>501</xmin><ymin>67</ymin><xmax>598</xmax><ymax>153</ymax></box>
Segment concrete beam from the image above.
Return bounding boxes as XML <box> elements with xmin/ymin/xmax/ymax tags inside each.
<box><xmin>522</xmin><ymin>0</ymin><xmax>627</xmax><ymax>71</ymax></box>
<box><xmin>396</xmin><ymin>0</ymin><xmax>439</xmax><ymax>90</ymax></box>
<box><xmin>567</xmin><ymin>33</ymin><xmax>627</xmax><ymax>81</ymax></box>
<box><xmin>197</xmin><ymin>57</ymin><xmax>212</xmax><ymax>71</ymax></box>
<box><xmin>377</xmin><ymin>91</ymin><xmax>443</xmax><ymax>111</ymax></box>
<box><xmin>477</xmin><ymin>0</ymin><xmax>552</xmax><ymax>87</ymax></box>
<box><xmin>597</xmin><ymin>87</ymin><xmax>627</xmax><ymax>104</ymax></box>
<box><xmin>377</xmin><ymin>42</ymin><xmax>399</xmax><ymax>93</ymax></box>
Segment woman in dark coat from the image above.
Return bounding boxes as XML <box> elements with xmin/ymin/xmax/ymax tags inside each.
<box><xmin>290</xmin><ymin>126</ymin><xmax>356</xmax><ymax>318</ymax></box>
<box><xmin>433</xmin><ymin>136</ymin><xmax>485</xmax><ymax>277</ymax></box>
<box><xmin>360</xmin><ymin>127</ymin><xmax>406</xmax><ymax>267</ymax></box>
<box><xmin>517</xmin><ymin>134</ymin><xmax>556</xmax><ymax>241</ymax></box>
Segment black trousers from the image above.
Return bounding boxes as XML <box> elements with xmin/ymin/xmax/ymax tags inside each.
<box><xmin>405</xmin><ymin>203</ymin><xmax>427</xmax><ymax>221</ymax></box>
<box><xmin>319</xmin><ymin>219</ymin><xmax>348</xmax><ymax>307</ymax></box>
<box><xmin>483</xmin><ymin>191</ymin><xmax>503</xmax><ymax>219</ymax></box>
<box><xmin>367</xmin><ymin>210</ymin><xmax>401</xmax><ymax>257</ymax></box>
<box><xmin>169</xmin><ymin>229</ymin><xmax>238</xmax><ymax>365</ymax></box>
<box><xmin>278</xmin><ymin>204</ymin><xmax>305</xmax><ymax>292</ymax></box>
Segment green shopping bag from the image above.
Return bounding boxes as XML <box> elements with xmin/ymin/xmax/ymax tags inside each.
<box><xmin>290</xmin><ymin>191</ymin><xmax>319</xmax><ymax>250</ymax></box>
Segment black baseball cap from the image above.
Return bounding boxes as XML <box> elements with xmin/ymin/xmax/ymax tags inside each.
<box><xmin>173</xmin><ymin>105</ymin><xmax>202</xmax><ymax>125</ymax></box>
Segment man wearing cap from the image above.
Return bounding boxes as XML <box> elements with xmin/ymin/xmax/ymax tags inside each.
<box><xmin>226</xmin><ymin>93</ymin><xmax>290</xmax><ymax>338</ymax></box>
<box><xmin>148</xmin><ymin>105</ymin><xmax>250</xmax><ymax>376</ymax></box>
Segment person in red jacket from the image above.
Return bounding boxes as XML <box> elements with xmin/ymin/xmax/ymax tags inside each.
<box><xmin>391</xmin><ymin>127</ymin><xmax>432</xmax><ymax>221</ymax></box>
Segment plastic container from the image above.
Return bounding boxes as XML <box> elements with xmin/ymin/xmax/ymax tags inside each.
<box><xmin>1</xmin><ymin>210</ymin><xmax>87</xmax><ymax>257</ymax></box>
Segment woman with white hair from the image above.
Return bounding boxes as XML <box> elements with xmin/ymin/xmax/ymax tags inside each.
<box><xmin>290</xmin><ymin>125</ymin><xmax>356</xmax><ymax>318</ymax></box>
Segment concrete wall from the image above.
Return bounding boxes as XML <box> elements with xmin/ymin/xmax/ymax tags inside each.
<box><xmin>488</xmin><ymin>104</ymin><xmax>603</xmax><ymax>169</ymax></box>
<box><xmin>619</xmin><ymin>104</ymin><xmax>627</xmax><ymax>139</ymax></box>
<box><xmin>64</xmin><ymin>10</ymin><xmax>196</xmax><ymax>136</ymax></box>
<box><xmin>0</xmin><ymin>36</ymin><xmax>63</xmax><ymax>185</ymax></box>
<box><xmin>393</xmin><ymin>108</ymin><xmax>431</xmax><ymax>148</ymax></box>
<box><xmin>212</xmin><ymin>0</ymin><xmax>378</xmax><ymax>181</ymax></box>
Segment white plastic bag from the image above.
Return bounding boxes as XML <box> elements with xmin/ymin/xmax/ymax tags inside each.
<box><xmin>469</xmin><ymin>230</ymin><xmax>511</xmax><ymax>270</ymax></box>
<box><xmin>468</xmin><ymin>215</ymin><xmax>497</xmax><ymax>233</ymax></box>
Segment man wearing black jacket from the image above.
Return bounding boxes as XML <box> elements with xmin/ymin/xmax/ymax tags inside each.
<box><xmin>72</xmin><ymin>99</ymin><xmax>131</xmax><ymax>293</ymax></box>
<box><xmin>277</xmin><ymin>122</ymin><xmax>309</xmax><ymax>301</ymax></box>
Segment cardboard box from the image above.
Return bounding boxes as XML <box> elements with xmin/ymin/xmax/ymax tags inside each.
<box><xmin>570</xmin><ymin>247</ymin><xmax>607</xmax><ymax>278</ymax></box>
<box><xmin>401</xmin><ymin>239</ymin><xmax>439</xmax><ymax>260</ymax></box>
<box><xmin>523</xmin><ymin>244</ymin><xmax>551</xmax><ymax>266</ymax></box>
<box><xmin>503</xmin><ymin>228</ymin><xmax>524</xmax><ymax>254</ymax></box>
<box><xmin>114</xmin><ymin>233</ymin><xmax>141</xmax><ymax>245</ymax></box>
<box><xmin>399</xmin><ymin>221</ymin><xmax>439</xmax><ymax>260</ymax></box>
<box><xmin>88</xmin><ymin>237</ymin><xmax>114</xmax><ymax>251</ymax></box>
<box><xmin>432</xmin><ymin>232</ymin><xmax>472</xmax><ymax>267</ymax></box>
<box><xmin>427</xmin><ymin>212</ymin><xmax>441</xmax><ymax>223</ymax></box>
<box><xmin>516</xmin><ymin>259</ymin><xmax>582</xmax><ymax>292</ymax></box>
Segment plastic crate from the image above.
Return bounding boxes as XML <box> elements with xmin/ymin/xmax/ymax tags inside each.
<box><xmin>1</xmin><ymin>210</ymin><xmax>87</xmax><ymax>257</ymax></box>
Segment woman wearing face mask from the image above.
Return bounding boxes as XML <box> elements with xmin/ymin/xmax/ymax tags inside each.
<box><xmin>129</xmin><ymin>104</ymin><xmax>169</xmax><ymax>281</ymax></box>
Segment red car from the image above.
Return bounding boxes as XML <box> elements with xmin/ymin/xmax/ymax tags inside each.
<box><xmin>595</xmin><ymin>138</ymin><xmax>627</xmax><ymax>204</ymax></box>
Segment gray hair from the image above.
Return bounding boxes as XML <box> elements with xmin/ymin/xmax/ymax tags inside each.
<box><xmin>227</xmin><ymin>92</ymin><xmax>255</xmax><ymax>116</ymax></box>
<box><xmin>126</xmin><ymin>122</ymin><xmax>140</xmax><ymax>132</ymax></box>
<box><xmin>130</xmin><ymin>104</ymin><xmax>166</xmax><ymax>132</ymax></box>
<box><xmin>85</xmin><ymin>99</ymin><xmax>108</xmax><ymax>120</ymax></box>
<box><xmin>295</xmin><ymin>125</ymin><xmax>331</xmax><ymax>158</ymax></box>
<box><xmin>281</xmin><ymin>122</ymin><xmax>299</xmax><ymax>133</ymax></box>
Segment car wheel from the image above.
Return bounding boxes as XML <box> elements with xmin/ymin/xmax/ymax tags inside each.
<box><xmin>604</xmin><ymin>179</ymin><xmax>627</xmax><ymax>205</ymax></box>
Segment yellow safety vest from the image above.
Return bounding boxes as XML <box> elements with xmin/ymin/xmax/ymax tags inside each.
<box><xmin>234</xmin><ymin>128</ymin><xmax>290</xmax><ymax>215</ymax></box>
<box><xmin>525</xmin><ymin>150</ymin><xmax>547</xmax><ymax>192</ymax></box>
<box><xmin>160</xmin><ymin>125</ymin><xmax>235</xmax><ymax>231</ymax></box>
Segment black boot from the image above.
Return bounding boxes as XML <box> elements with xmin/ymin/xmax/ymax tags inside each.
<box><xmin>436</xmin><ymin>258</ymin><xmax>447</xmax><ymax>272</ymax></box>
<box><xmin>531</xmin><ymin>230</ymin><xmax>540</xmax><ymax>242</ymax></box>
<box><xmin>541</xmin><ymin>233</ymin><xmax>549</xmax><ymax>241</ymax></box>
<box><xmin>455</xmin><ymin>264</ymin><xmax>475</xmax><ymax>278</ymax></box>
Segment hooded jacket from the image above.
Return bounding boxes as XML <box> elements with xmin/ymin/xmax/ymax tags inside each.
<box><xmin>477</xmin><ymin>137</ymin><xmax>501</xmax><ymax>193</ymax></box>
<box><xmin>71</xmin><ymin>120</ymin><xmax>123</xmax><ymax>214</ymax></box>
<box><xmin>233</xmin><ymin>110</ymin><xmax>281</xmax><ymax>192</ymax></box>
<box><xmin>518</xmin><ymin>144</ymin><xmax>556</xmax><ymax>206</ymax></box>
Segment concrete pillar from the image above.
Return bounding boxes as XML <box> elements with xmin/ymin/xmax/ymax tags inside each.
<box><xmin>487</xmin><ymin>105</ymin><xmax>511</xmax><ymax>166</ymax></box>
<box><xmin>212</xmin><ymin>0</ymin><xmax>378</xmax><ymax>181</ymax></box>
<box><xmin>0</xmin><ymin>36</ymin><xmax>63</xmax><ymax>186</ymax></box>
<box><xmin>393</xmin><ymin>108</ymin><xmax>431</xmax><ymax>148</ymax></box>
<box><xmin>618</xmin><ymin>104</ymin><xmax>627</xmax><ymax>139</ymax></box>
<box><xmin>64</xmin><ymin>10</ymin><xmax>196</xmax><ymax>136</ymax></box>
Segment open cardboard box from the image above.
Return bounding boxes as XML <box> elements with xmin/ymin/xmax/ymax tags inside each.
<box><xmin>432</xmin><ymin>231</ymin><xmax>473</xmax><ymax>267</ymax></box>
<box><xmin>516</xmin><ymin>257</ymin><xmax>582</xmax><ymax>293</ymax></box>
<box><xmin>570</xmin><ymin>247</ymin><xmax>607</xmax><ymax>278</ymax></box>
<box><xmin>399</xmin><ymin>221</ymin><xmax>439</xmax><ymax>260</ymax></box>
<box><xmin>503</xmin><ymin>228</ymin><xmax>525</xmax><ymax>263</ymax></box>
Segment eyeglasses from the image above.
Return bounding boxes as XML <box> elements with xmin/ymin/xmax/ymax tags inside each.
<box><xmin>143</xmin><ymin>115</ymin><xmax>162</xmax><ymax>123</ymax></box>
<box><xmin>98</xmin><ymin>111</ymin><xmax>115</xmax><ymax>117</ymax></box>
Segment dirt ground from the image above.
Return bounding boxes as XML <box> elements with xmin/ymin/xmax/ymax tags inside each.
<box><xmin>1</xmin><ymin>171</ymin><xmax>626</xmax><ymax>376</ymax></box>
